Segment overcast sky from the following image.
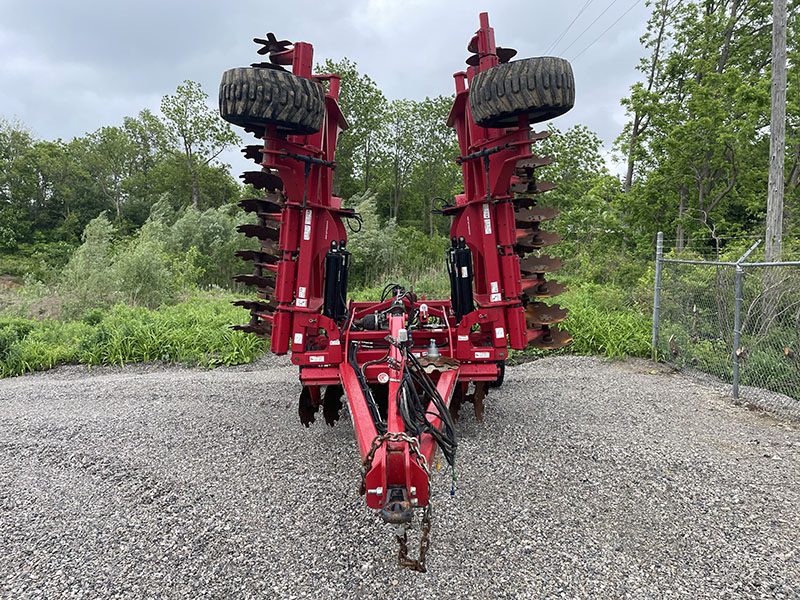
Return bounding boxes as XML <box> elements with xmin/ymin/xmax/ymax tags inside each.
<box><xmin>0</xmin><ymin>0</ymin><xmax>653</xmax><ymax>176</ymax></box>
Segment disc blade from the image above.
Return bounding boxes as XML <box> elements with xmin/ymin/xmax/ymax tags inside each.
<box><xmin>235</xmin><ymin>250</ymin><xmax>279</xmax><ymax>266</ymax></box>
<box><xmin>254</xmin><ymin>33</ymin><xmax>292</xmax><ymax>54</ymax></box>
<box><xmin>515</xmin><ymin>231</ymin><xmax>562</xmax><ymax>250</ymax></box>
<box><xmin>496</xmin><ymin>47</ymin><xmax>518</xmax><ymax>63</ymax></box>
<box><xmin>233</xmin><ymin>273</ymin><xmax>276</xmax><ymax>289</ymax></box>
<box><xmin>519</xmin><ymin>255</ymin><xmax>564</xmax><ymax>274</ymax></box>
<box><xmin>241</xmin><ymin>145</ymin><xmax>265</xmax><ymax>162</ymax></box>
<box><xmin>529</xmin><ymin>130</ymin><xmax>552</xmax><ymax>142</ymax></box>
<box><xmin>528</xmin><ymin>326</ymin><xmax>572</xmax><ymax>350</ymax></box>
<box><xmin>515</xmin><ymin>155</ymin><xmax>554</xmax><ymax>171</ymax></box>
<box><xmin>231</xmin><ymin>321</ymin><xmax>272</xmax><ymax>338</ymax></box>
<box><xmin>526</xmin><ymin>303</ymin><xmax>568</xmax><ymax>326</ymax></box>
<box><xmin>521</xmin><ymin>278</ymin><xmax>568</xmax><ymax>298</ymax></box>
<box><xmin>511</xmin><ymin>180</ymin><xmax>557</xmax><ymax>194</ymax></box>
<box><xmin>237</xmin><ymin>223</ymin><xmax>280</xmax><ymax>242</ymax></box>
<box><xmin>512</xmin><ymin>196</ymin><xmax>538</xmax><ymax>210</ymax></box>
<box><xmin>238</xmin><ymin>193</ymin><xmax>284</xmax><ymax>215</ymax></box>
<box><xmin>240</xmin><ymin>170</ymin><xmax>283</xmax><ymax>191</ymax></box>
<box><xmin>515</xmin><ymin>206</ymin><xmax>560</xmax><ymax>223</ymax></box>
<box><xmin>232</xmin><ymin>298</ymin><xmax>278</xmax><ymax>313</ymax></box>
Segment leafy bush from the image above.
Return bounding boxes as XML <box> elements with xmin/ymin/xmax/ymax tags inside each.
<box><xmin>113</xmin><ymin>221</ymin><xmax>178</xmax><ymax>308</ymax></box>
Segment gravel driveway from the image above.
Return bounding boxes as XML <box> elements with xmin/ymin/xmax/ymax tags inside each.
<box><xmin>1</xmin><ymin>355</ymin><xmax>798</xmax><ymax>599</ymax></box>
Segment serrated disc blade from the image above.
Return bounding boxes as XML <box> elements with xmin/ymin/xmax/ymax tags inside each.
<box><xmin>516</xmin><ymin>231</ymin><xmax>562</xmax><ymax>249</ymax></box>
<box><xmin>526</xmin><ymin>303</ymin><xmax>568</xmax><ymax>326</ymax></box>
<box><xmin>232</xmin><ymin>298</ymin><xmax>278</xmax><ymax>313</ymax></box>
<box><xmin>512</xmin><ymin>180</ymin><xmax>557</xmax><ymax>194</ymax></box>
<box><xmin>521</xmin><ymin>278</ymin><xmax>568</xmax><ymax>298</ymax></box>
<box><xmin>528</xmin><ymin>326</ymin><xmax>572</xmax><ymax>350</ymax></box>
<box><xmin>515</xmin><ymin>206</ymin><xmax>560</xmax><ymax>223</ymax></box>
<box><xmin>241</xmin><ymin>145</ymin><xmax>265</xmax><ymax>162</ymax></box>
<box><xmin>512</xmin><ymin>197</ymin><xmax>538</xmax><ymax>210</ymax></box>
<box><xmin>496</xmin><ymin>47</ymin><xmax>518</xmax><ymax>63</ymax></box>
<box><xmin>233</xmin><ymin>273</ymin><xmax>276</xmax><ymax>289</ymax></box>
<box><xmin>529</xmin><ymin>130</ymin><xmax>552</xmax><ymax>142</ymax></box>
<box><xmin>240</xmin><ymin>170</ymin><xmax>283</xmax><ymax>191</ymax></box>
<box><xmin>254</xmin><ymin>33</ymin><xmax>292</xmax><ymax>55</ymax></box>
<box><xmin>515</xmin><ymin>155</ymin><xmax>554</xmax><ymax>171</ymax></box>
<box><xmin>231</xmin><ymin>321</ymin><xmax>272</xmax><ymax>338</ymax></box>
<box><xmin>237</xmin><ymin>223</ymin><xmax>280</xmax><ymax>242</ymax></box>
<box><xmin>519</xmin><ymin>255</ymin><xmax>564</xmax><ymax>274</ymax></box>
<box><xmin>235</xmin><ymin>249</ymin><xmax>279</xmax><ymax>266</ymax></box>
<box><xmin>239</xmin><ymin>194</ymin><xmax>284</xmax><ymax>214</ymax></box>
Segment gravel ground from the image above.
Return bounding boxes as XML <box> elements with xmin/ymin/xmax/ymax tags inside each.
<box><xmin>1</xmin><ymin>355</ymin><xmax>798</xmax><ymax>599</ymax></box>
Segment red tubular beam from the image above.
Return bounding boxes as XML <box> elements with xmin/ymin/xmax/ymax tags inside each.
<box><xmin>338</xmin><ymin>362</ymin><xmax>378</xmax><ymax>459</ymax></box>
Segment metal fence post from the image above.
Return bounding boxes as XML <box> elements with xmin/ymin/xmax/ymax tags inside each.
<box><xmin>731</xmin><ymin>240</ymin><xmax>760</xmax><ymax>399</ymax></box>
<box><xmin>652</xmin><ymin>231</ymin><xmax>664</xmax><ymax>360</ymax></box>
<box><xmin>733</xmin><ymin>264</ymin><xmax>743</xmax><ymax>399</ymax></box>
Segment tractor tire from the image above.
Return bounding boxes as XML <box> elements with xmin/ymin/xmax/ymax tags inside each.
<box><xmin>468</xmin><ymin>57</ymin><xmax>574</xmax><ymax>128</ymax></box>
<box><xmin>219</xmin><ymin>67</ymin><xmax>325</xmax><ymax>135</ymax></box>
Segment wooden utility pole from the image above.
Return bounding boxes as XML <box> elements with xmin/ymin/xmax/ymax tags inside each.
<box><xmin>765</xmin><ymin>0</ymin><xmax>787</xmax><ymax>262</ymax></box>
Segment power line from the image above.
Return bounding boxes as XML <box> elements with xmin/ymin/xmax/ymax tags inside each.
<box><xmin>557</xmin><ymin>0</ymin><xmax>620</xmax><ymax>55</ymax></box>
<box><xmin>572</xmin><ymin>0</ymin><xmax>643</xmax><ymax>62</ymax></box>
<box><xmin>543</xmin><ymin>0</ymin><xmax>594</xmax><ymax>55</ymax></box>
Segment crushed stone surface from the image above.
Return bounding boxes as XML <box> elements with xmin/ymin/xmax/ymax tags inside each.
<box><xmin>1</xmin><ymin>355</ymin><xmax>798</xmax><ymax>599</ymax></box>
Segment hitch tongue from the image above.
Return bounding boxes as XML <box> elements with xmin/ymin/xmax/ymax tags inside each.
<box><xmin>379</xmin><ymin>486</ymin><xmax>413</xmax><ymax>524</ymax></box>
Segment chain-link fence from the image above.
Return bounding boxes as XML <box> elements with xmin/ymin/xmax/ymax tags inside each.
<box><xmin>652</xmin><ymin>232</ymin><xmax>800</xmax><ymax>414</ymax></box>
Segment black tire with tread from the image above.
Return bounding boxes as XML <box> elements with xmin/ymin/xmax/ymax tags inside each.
<box><xmin>469</xmin><ymin>57</ymin><xmax>574</xmax><ymax>128</ymax></box>
<box><xmin>219</xmin><ymin>67</ymin><xmax>325</xmax><ymax>135</ymax></box>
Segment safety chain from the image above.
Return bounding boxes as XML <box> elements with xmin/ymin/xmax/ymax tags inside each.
<box><xmin>359</xmin><ymin>431</ymin><xmax>433</xmax><ymax>573</ymax></box>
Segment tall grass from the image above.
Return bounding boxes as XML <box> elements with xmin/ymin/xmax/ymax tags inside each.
<box><xmin>0</xmin><ymin>294</ymin><xmax>268</xmax><ymax>378</ymax></box>
<box><xmin>513</xmin><ymin>283</ymin><xmax>651</xmax><ymax>361</ymax></box>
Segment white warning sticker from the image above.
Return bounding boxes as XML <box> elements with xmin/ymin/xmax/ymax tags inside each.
<box><xmin>495</xmin><ymin>327</ymin><xmax>505</xmax><ymax>339</ymax></box>
<box><xmin>296</xmin><ymin>298</ymin><xmax>307</xmax><ymax>307</ymax></box>
<box><xmin>461</xmin><ymin>266</ymin><xmax>468</xmax><ymax>277</ymax></box>
<box><xmin>458</xmin><ymin>335</ymin><xmax>469</xmax><ymax>341</ymax></box>
<box><xmin>298</xmin><ymin>287</ymin><xmax>307</xmax><ymax>298</ymax></box>
<box><xmin>303</xmin><ymin>210</ymin><xmax>313</xmax><ymax>240</ymax></box>
<box><xmin>474</xmin><ymin>351</ymin><xmax>491</xmax><ymax>359</ymax></box>
<box><xmin>293</xmin><ymin>333</ymin><xmax>303</xmax><ymax>345</ymax></box>
<box><xmin>329</xmin><ymin>340</ymin><xmax>340</xmax><ymax>346</ymax></box>
<box><xmin>490</xmin><ymin>293</ymin><xmax>502</xmax><ymax>302</ymax></box>
<box><xmin>490</xmin><ymin>281</ymin><xmax>499</xmax><ymax>293</ymax></box>
<box><xmin>309</xmin><ymin>356</ymin><xmax>324</xmax><ymax>363</ymax></box>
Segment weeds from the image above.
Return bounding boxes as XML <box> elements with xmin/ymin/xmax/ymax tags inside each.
<box><xmin>0</xmin><ymin>293</ymin><xmax>268</xmax><ymax>377</ymax></box>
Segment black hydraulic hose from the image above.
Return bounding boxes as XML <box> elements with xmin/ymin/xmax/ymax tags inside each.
<box><xmin>349</xmin><ymin>342</ymin><xmax>386</xmax><ymax>435</ymax></box>
<box><xmin>395</xmin><ymin>348</ymin><xmax>458</xmax><ymax>467</ymax></box>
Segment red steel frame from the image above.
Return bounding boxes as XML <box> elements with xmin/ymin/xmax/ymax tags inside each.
<box><xmin>252</xmin><ymin>12</ymin><xmax>542</xmax><ymax>518</ymax></box>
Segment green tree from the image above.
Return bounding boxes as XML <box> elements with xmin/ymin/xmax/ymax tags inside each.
<box><xmin>78</xmin><ymin>125</ymin><xmax>139</xmax><ymax>224</ymax></box>
<box><xmin>160</xmin><ymin>80</ymin><xmax>240</xmax><ymax>210</ymax></box>
<box><xmin>618</xmin><ymin>0</ymin><xmax>795</xmax><ymax>254</ymax></box>
<box><xmin>0</xmin><ymin>119</ymin><xmax>35</xmax><ymax>249</ymax></box>
<box><xmin>318</xmin><ymin>58</ymin><xmax>388</xmax><ymax>198</ymax></box>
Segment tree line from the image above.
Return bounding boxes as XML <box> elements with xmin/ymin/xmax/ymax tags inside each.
<box><xmin>2</xmin><ymin>0</ymin><xmax>798</xmax><ymax>287</ymax></box>
<box><xmin>0</xmin><ymin>81</ymin><xmax>240</xmax><ymax>251</ymax></box>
